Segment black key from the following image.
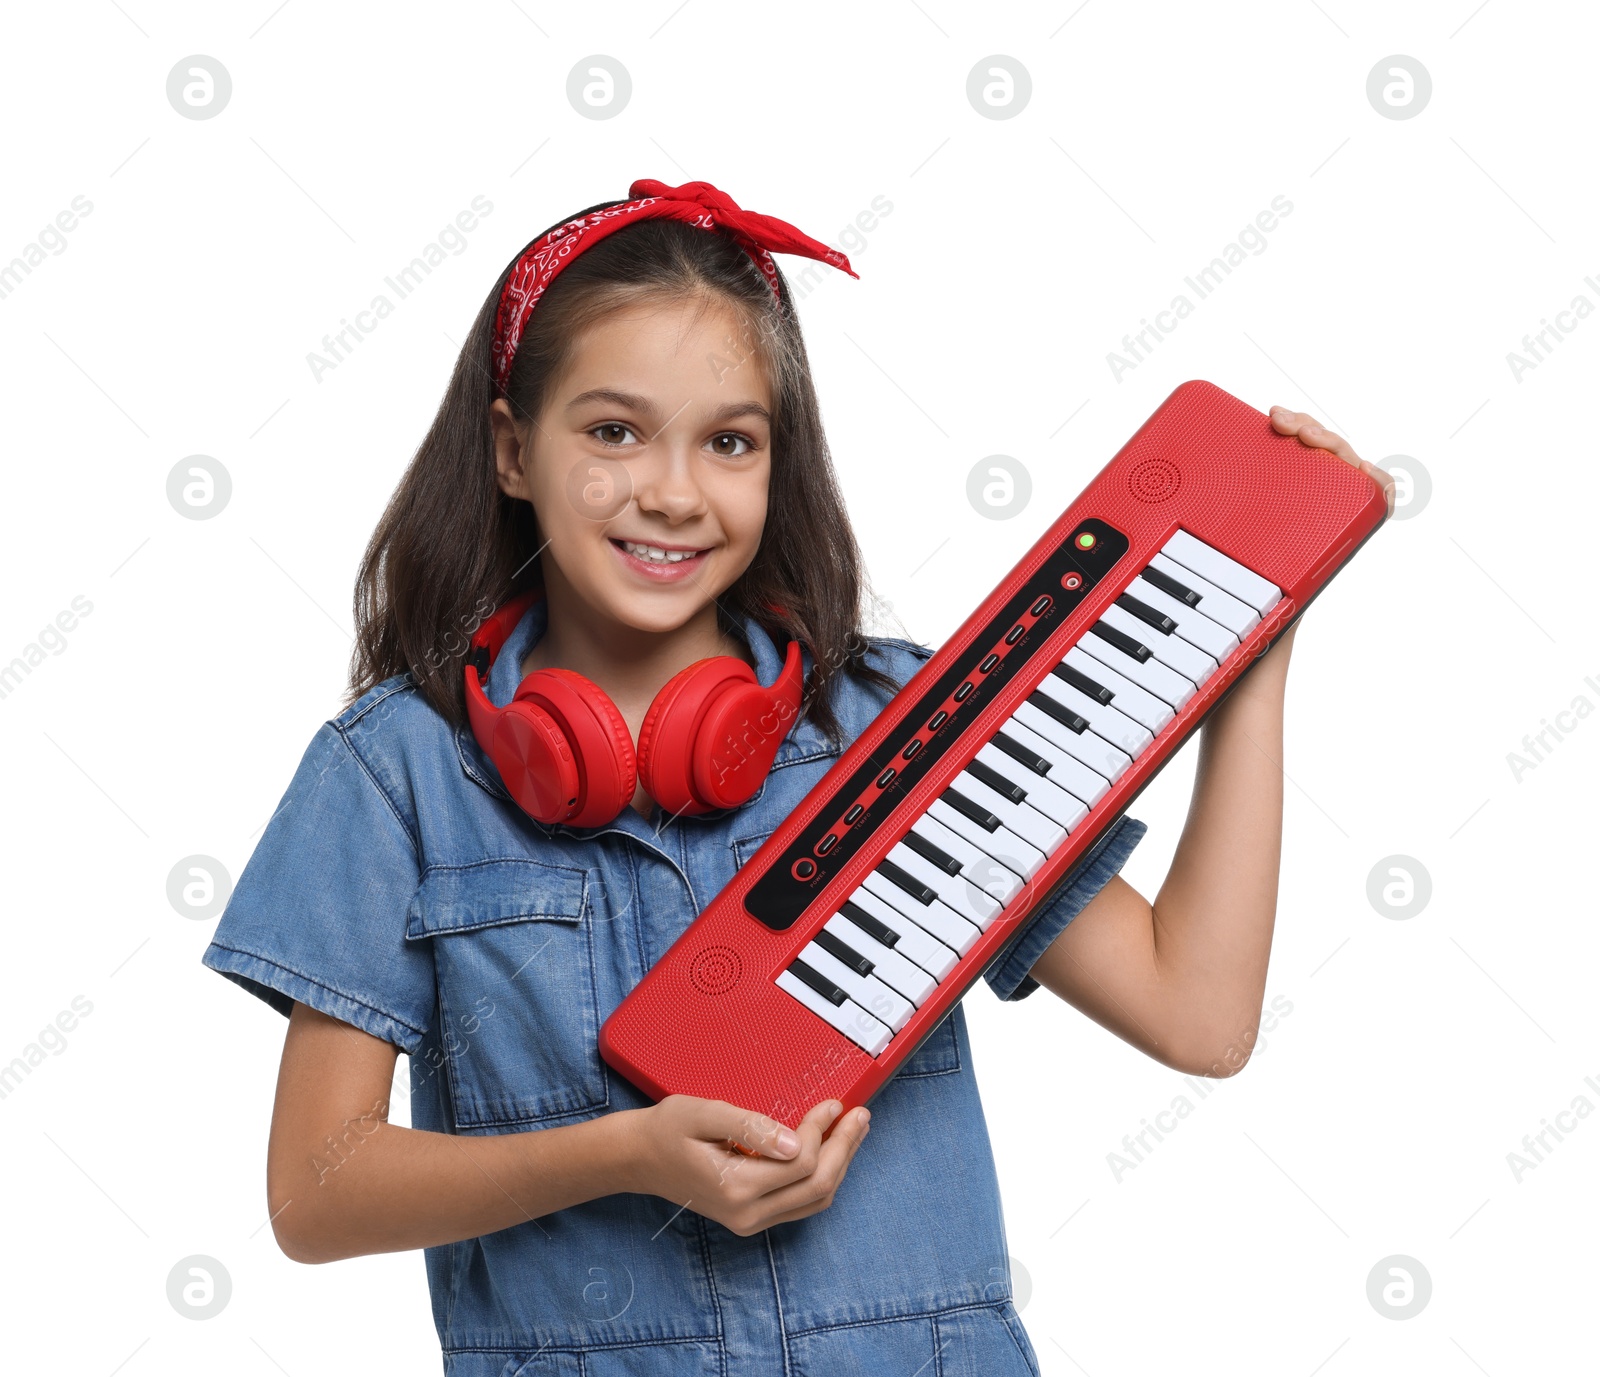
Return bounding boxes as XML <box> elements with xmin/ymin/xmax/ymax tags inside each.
<box><xmin>1028</xmin><ymin>689</ymin><xmax>1088</xmax><ymax>734</ymax></box>
<box><xmin>1004</xmin><ymin>623</ymin><xmax>1026</xmax><ymax>645</ymax></box>
<box><xmin>841</xmin><ymin>900</ymin><xmax>899</xmax><ymax>947</ymax></box>
<box><xmin>816</xmin><ymin>833</ymin><xmax>838</xmax><ymax>856</ymax></box>
<box><xmin>815</xmin><ymin>927</ymin><xmax>874</xmax><ymax>977</ymax></box>
<box><xmin>844</xmin><ymin>803</ymin><xmax>864</xmax><ymax>824</ymax></box>
<box><xmin>954</xmin><ymin>681</ymin><xmax>975</xmax><ymax>701</ymax></box>
<box><xmin>901</xmin><ymin>738</ymin><xmax>922</xmax><ymax>761</ymax></box>
<box><xmin>1030</xmin><ymin>595</ymin><xmax>1053</xmax><ymax>615</ymax></box>
<box><xmin>927</xmin><ymin>710</ymin><xmax>949</xmax><ymax>731</ymax></box>
<box><xmin>1091</xmin><ymin>620</ymin><xmax>1151</xmax><ymax>663</ymax></box>
<box><xmin>1142</xmin><ymin>565</ymin><xmax>1201</xmax><ymax>607</ymax></box>
<box><xmin>941</xmin><ymin>785</ymin><xmax>1000</xmax><ymax>831</ymax></box>
<box><xmin>1116</xmin><ymin>593</ymin><xmax>1176</xmax><ymax>636</ymax></box>
<box><xmin>993</xmin><ymin>730</ymin><xmax>1050</xmax><ymax>775</ymax></box>
<box><xmin>902</xmin><ymin>829</ymin><xmax>962</xmax><ymax>876</ymax></box>
<box><xmin>876</xmin><ymin>858</ymin><xmax>936</xmax><ymax>904</ymax></box>
<box><xmin>877</xmin><ymin>766</ymin><xmax>897</xmax><ymax>788</ymax></box>
<box><xmin>1055</xmin><ymin>661</ymin><xmax>1115</xmax><ymax>703</ymax></box>
<box><xmin>979</xmin><ymin>653</ymin><xmax>999</xmax><ymax>672</ymax></box>
<box><xmin>789</xmin><ymin>957</ymin><xmax>847</xmax><ymax>1006</ymax></box>
<box><xmin>967</xmin><ymin>759</ymin><xmax>1026</xmax><ymax>804</ymax></box>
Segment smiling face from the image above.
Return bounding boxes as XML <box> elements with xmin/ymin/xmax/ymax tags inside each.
<box><xmin>492</xmin><ymin>293</ymin><xmax>773</xmax><ymax>641</ymax></box>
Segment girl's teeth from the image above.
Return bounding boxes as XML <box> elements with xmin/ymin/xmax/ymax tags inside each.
<box><xmin>622</xmin><ymin>541</ymin><xmax>699</xmax><ymax>564</ymax></box>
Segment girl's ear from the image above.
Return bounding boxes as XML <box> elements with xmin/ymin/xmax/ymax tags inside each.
<box><xmin>489</xmin><ymin>397</ymin><xmax>532</xmax><ymax>501</ymax></box>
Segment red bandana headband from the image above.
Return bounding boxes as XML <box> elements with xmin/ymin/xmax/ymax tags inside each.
<box><xmin>490</xmin><ymin>178</ymin><xmax>859</xmax><ymax>396</ymax></box>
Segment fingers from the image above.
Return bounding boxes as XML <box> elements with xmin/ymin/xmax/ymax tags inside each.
<box><xmin>750</xmin><ymin>1106</ymin><xmax>872</xmax><ymax>1225</ymax></box>
<box><xmin>1269</xmin><ymin>405</ymin><xmax>1397</xmax><ymax>516</ymax></box>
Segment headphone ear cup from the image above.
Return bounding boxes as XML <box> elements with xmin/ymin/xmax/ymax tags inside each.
<box><xmin>514</xmin><ymin>668</ymin><xmax>637</xmax><ymax>826</ymax></box>
<box><xmin>488</xmin><ymin>701</ymin><xmax>583</xmax><ymax>824</ymax></box>
<box><xmin>636</xmin><ymin>658</ymin><xmax>749</xmax><ymax>817</ymax></box>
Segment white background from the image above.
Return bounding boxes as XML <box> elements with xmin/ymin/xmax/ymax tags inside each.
<box><xmin>2</xmin><ymin>1</ymin><xmax>1596</xmax><ymax>1372</ymax></box>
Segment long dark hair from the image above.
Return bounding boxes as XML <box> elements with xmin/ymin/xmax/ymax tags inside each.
<box><xmin>346</xmin><ymin>201</ymin><xmax>902</xmax><ymax>745</ymax></box>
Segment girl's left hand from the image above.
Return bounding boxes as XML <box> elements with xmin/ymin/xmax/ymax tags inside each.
<box><xmin>1268</xmin><ymin>406</ymin><xmax>1396</xmax><ymax>517</ymax></box>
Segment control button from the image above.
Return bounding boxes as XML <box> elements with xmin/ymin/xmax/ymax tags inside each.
<box><xmin>1076</xmin><ymin>531</ymin><xmax>1097</xmax><ymax>550</ymax></box>
<box><xmin>1004</xmin><ymin>624</ymin><xmax>1026</xmax><ymax>645</ymax></box>
<box><xmin>928</xmin><ymin>711</ymin><xmax>949</xmax><ymax>731</ymax></box>
<box><xmin>791</xmin><ymin>857</ymin><xmax>818</xmax><ymax>881</ymax></box>
<box><xmin>954</xmin><ymin>681</ymin><xmax>975</xmax><ymax>702</ymax></box>
<box><xmin>815</xmin><ymin>833</ymin><xmax>839</xmax><ymax>856</ymax></box>
<box><xmin>901</xmin><ymin>738</ymin><xmax>923</xmax><ymax>761</ymax></box>
<box><xmin>979</xmin><ymin>653</ymin><xmax>1000</xmax><ymax>673</ymax></box>
<box><xmin>1030</xmin><ymin>595</ymin><xmax>1053</xmax><ymax>616</ymax></box>
<box><xmin>877</xmin><ymin>767</ymin><xmax>898</xmax><ymax>788</ymax></box>
<box><xmin>844</xmin><ymin>803</ymin><xmax>865</xmax><ymax>824</ymax></box>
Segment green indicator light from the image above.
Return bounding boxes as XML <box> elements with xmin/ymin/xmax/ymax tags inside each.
<box><xmin>1076</xmin><ymin>531</ymin><xmax>1097</xmax><ymax>549</ymax></box>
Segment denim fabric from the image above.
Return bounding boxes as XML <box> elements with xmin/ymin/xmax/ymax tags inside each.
<box><xmin>202</xmin><ymin>597</ymin><xmax>1144</xmax><ymax>1375</ymax></box>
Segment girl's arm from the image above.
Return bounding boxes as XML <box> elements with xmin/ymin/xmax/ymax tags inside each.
<box><xmin>268</xmin><ymin>1002</ymin><xmax>871</xmax><ymax>1262</ymax></box>
<box><xmin>1024</xmin><ymin>410</ymin><xmax>1392</xmax><ymax>1076</ymax></box>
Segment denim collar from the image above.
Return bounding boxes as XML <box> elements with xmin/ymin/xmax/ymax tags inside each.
<box><xmin>454</xmin><ymin>596</ymin><xmax>835</xmax><ymax>838</ymax></box>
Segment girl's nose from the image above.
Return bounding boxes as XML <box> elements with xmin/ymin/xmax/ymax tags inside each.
<box><xmin>631</xmin><ymin>439</ymin><xmax>708</xmax><ymax>524</ymax></box>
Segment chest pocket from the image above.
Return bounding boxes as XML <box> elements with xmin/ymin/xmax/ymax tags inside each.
<box><xmin>405</xmin><ymin>859</ymin><xmax>608</xmax><ymax>1132</ymax></box>
<box><xmin>731</xmin><ymin>831</ymin><xmax>962</xmax><ymax>1079</ymax></box>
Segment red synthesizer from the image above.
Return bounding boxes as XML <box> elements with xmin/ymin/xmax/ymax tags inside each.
<box><xmin>598</xmin><ymin>380</ymin><xmax>1389</xmax><ymax>1128</ymax></box>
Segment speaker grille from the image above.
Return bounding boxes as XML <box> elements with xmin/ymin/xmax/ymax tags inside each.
<box><xmin>1129</xmin><ymin>458</ymin><xmax>1180</xmax><ymax>502</ymax></box>
<box><xmin>689</xmin><ymin>945</ymin><xmax>742</xmax><ymax>995</ymax></box>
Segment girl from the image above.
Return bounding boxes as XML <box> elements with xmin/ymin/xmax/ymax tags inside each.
<box><xmin>202</xmin><ymin>178</ymin><xmax>1393</xmax><ymax>1376</ymax></box>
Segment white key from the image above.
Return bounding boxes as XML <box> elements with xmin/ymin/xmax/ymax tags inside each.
<box><xmin>798</xmin><ymin>940</ymin><xmax>915</xmax><ymax>1032</ymax></box>
<box><xmin>777</xmin><ymin>968</ymin><xmax>890</xmax><ymax>1056</ymax></box>
<box><xmin>1098</xmin><ymin>603</ymin><xmax>1218</xmax><ymax>687</ymax></box>
<box><xmin>824</xmin><ymin>913</ymin><xmax>938</xmax><ymax>1005</ymax></box>
<box><xmin>927</xmin><ymin>798</ymin><xmax>1048</xmax><ymax>880</ymax></box>
<box><xmin>885</xmin><ymin>840</ymin><xmax>1003</xmax><ymax>929</ymax></box>
<box><xmin>845</xmin><ymin>887</ymin><xmax>958</xmax><ymax>979</ymax></box>
<box><xmin>912</xmin><ymin>814</ymin><xmax>1026</xmax><ymax>904</ymax></box>
<box><xmin>974</xmin><ymin>743</ymin><xmax>1091</xmax><ymax>834</ymax></box>
<box><xmin>1076</xmin><ymin>632</ymin><xmax>1194</xmax><ymax>713</ymax></box>
<box><xmin>1126</xmin><ymin>576</ymin><xmax>1240</xmax><ymax>663</ymax></box>
<box><xmin>1013</xmin><ymin>700</ymin><xmax>1133</xmax><ymax>783</ymax></box>
<box><xmin>997</xmin><ymin>717</ymin><xmax>1111</xmax><ymax>808</ymax></box>
<box><xmin>1031</xmin><ymin>670</ymin><xmax>1154</xmax><ymax>759</ymax></box>
<box><xmin>1065</xmin><ymin>643</ymin><xmax>1182</xmax><ymax>728</ymax></box>
<box><xmin>1162</xmin><ymin>530</ymin><xmax>1281</xmax><ymax>617</ymax></box>
<box><xmin>1148</xmin><ymin>553</ymin><xmax>1260</xmax><ymax>639</ymax></box>
<box><xmin>861</xmin><ymin>871</ymin><xmax>982</xmax><ymax>956</ymax></box>
<box><xmin>955</xmin><ymin>770</ymin><xmax>1068</xmax><ymax>855</ymax></box>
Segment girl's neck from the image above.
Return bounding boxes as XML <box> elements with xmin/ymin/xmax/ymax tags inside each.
<box><xmin>519</xmin><ymin>582</ymin><xmax>752</xmax><ymax>713</ymax></box>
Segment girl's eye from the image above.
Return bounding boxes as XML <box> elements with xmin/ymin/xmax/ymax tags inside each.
<box><xmin>591</xmin><ymin>422</ymin><xmax>640</xmax><ymax>447</ymax></box>
<box><xmin>708</xmin><ymin>432</ymin><xmax>755</xmax><ymax>458</ymax></box>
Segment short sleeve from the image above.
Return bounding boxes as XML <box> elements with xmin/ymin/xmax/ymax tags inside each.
<box><xmin>200</xmin><ymin>721</ymin><xmax>436</xmax><ymax>1054</ymax></box>
<box><xmin>981</xmin><ymin>813</ymin><xmax>1148</xmax><ymax>1002</ymax></box>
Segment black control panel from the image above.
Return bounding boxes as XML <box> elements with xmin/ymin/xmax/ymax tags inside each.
<box><xmin>743</xmin><ymin>518</ymin><xmax>1129</xmax><ymax>930</ymax></box>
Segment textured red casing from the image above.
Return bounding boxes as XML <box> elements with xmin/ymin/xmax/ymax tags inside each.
<box><xmin>598</xmin><ymin>380</ymin><xmax>1389</xmax><ymax>1129</ymax></box>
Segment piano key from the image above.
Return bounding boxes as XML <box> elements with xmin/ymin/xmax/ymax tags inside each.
<box><xmin>956</xmin><ymin>769</ymin><xmax>1069</xmax><ymax>855</ymax></box>
<box><xmin>1064</xmin><ymin>643</ymin><xmax>1181</xmax><ymax>729</ymax></box>
<box><xmin>940</xmin><ymin>784</ymin><xmax>1000</xmax><ymax>831</ymax></box>
<box><xmin>859</xmin><ymin>873</ymin><xmax>983</xmax><ymax>956</ymax></box>
<box><xmin>1125</xmin><ymin>575</ymin><xmax>1240</xmax><ymax>663</ymax></box>
<box><xmin>1076</xmin><ymin>632</ymin><xmax>1194</xmax><ymax>714</ymax></box>
<box><xmin>1141</xmin><ymin>562</ymin><xmax>1202</xmax><ymax>607</ymax></box>
<box><xmin>1058</xmin><ymin>662</ymin><xmax>1116</xmax><ymax>702</ymax></box>
<box><xmin>1087</xmin><ymin>618</ymin><xmax>1154</xmax><ymax>664</ymax></box>
<box><xmin>1013</xmin><ymin>700</ymin><xmax>1133</xmax><ymax>783</ymax></box>
<box><xmin>1031</xmin><ymin>671</ymin><xmax>1155</xmax><ymax>759</ymax></box>
<box><xmin>927</xmin><ymin>798</ymin><xmax>1048</xmax><ymax>881</ymax></box>
<box><xmin>776</xmin><ymin>968</ymin><xmax>890</xmax><ymax>1056</ymax></box>
<box><xmin>813</xmin><ymin>925</ymin><xmax>874</xmax><ymax>977</ymax></box>
<box><xmin>966</xmin><ymin>757</ymin><xmax>1026</xmax><ymax>804</ymax></box>
<box><xmin>997</xmin><ymin>716</ymin><xmax>1111</xmax><ymax>808</ymax></box>
<box><xmin>991</xmin><ymin>730</ymin><xmax>1052</xmax><ymax>777</ymax></box>
<box><xmin>1162</xmin><ymin>530</ymin><xmax>1282</xmax><ymax>617</ymax></box>
<box><xmin>823</xmin><ymin>913</ymin><xmax>937</xmax><ymax>1005</ymax></box>
<box><xmin>1148</xmin><ymin>553</ymin><xmax>1260</xmax><ymax>638</ymax></box>
<box><xmin>911</xmin><ymin>814</ymin><xmax>1026</xmax><ymax>904</ymax></box>
<box><xmin>901</xmin><ymin>828</ymin><xmax>962</xmax><ymax>876</ymax></box>
<box><xmin>1026</xmin><ymin>688</ymin><xmax>1089</xmax><ymax>736</ymax></box>
<box><xmin>1098</xmin><ymin>602</ymin><xmax>1218</xmax><ymax>686</ymax></box>
<box><xmin>974</xmin><ymin>742</ymin><xmax>1091</xmax><ymax>834</ymax></box>
<box><xmin>885</xmin><ymin>840</ymin><xmax>1003</xmax><ymax>929</ymax></box>
<box><xmin>843</xmin><ymin>889</ymin><xmax>958</xmax><ymax>979</ymax></box>
<box><xmin>798</xmin><ymin>940</ymin><xmax>915</xmax><ymax>1031</ymax></box>
<box><xmin>1115</xmin><ymin>592</ymin><xmax>1178</xmax><ymax>636</ymax></box>
<box><xmin>875</xmin><ymin>857</ymin><xmax>936</xmax><ymax>906</ymax></box>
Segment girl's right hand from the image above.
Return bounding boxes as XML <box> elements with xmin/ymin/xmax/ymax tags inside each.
<box><xmin>620</xmin><ymin>1095</ymin><xmax>871</xmax><ymax>1237</ymax></box>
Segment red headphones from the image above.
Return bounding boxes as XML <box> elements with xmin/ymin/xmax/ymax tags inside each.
<box><xmin>465</xmin><ymin>590</ymin><xmax>806</xmax><ymax>827</ymax></box>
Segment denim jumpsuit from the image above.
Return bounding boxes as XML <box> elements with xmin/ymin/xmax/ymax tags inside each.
<box><xmin>202</xmin><ymin>595</ymin><xmax>1145</xmax><ymax>1376</ymax></box>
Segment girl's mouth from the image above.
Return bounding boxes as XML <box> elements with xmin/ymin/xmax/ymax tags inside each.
<box><xmin>608</xmin><ymin>538</ymin><xmax>712</xmax><ymax>582</ymax></box>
